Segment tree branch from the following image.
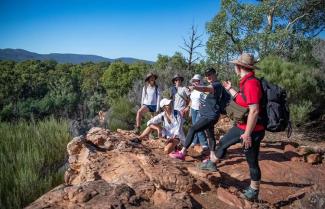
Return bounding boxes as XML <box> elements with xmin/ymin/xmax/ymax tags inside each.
<box><xmin>286</xmin><ymin>13</ymin><xmax>309</xmax><ymax>30</ymax></box>
<box><xmin>226</xmin><ymin>30</ymin><xmax>243</xmax><ymax>53</ymax></box>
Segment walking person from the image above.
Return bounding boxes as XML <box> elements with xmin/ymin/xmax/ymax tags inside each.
<box><xmin>212</xmin><ymin>53</ymin><xmax>265</xmax><ymax>201</ymax></box>
<box><xmin>170</xmin><ymin>74</ymin><xmax>190</xmax><ymax>118</ymax></box>
<box><xmin>134</xmin><ymin>73</ymin><xmax>161</xmax><ymax>134</ymax></box>
<box><xmin>131</xmin><ymin>98</ymin><xmax>185</xmax><ymax>154</ymax></box>
<box><xmin>188</xmin><ymin>74</ymin><xmax>208</xmax><ymax>151</ymax></box>
<box><xmin>169</xmin><ymin>68</ymin><xmax>224</xmax><ymax>162</ymax></box>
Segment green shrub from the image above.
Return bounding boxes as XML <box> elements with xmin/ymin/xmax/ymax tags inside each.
<box><xmin>290</xmin><ymin>100</ymin><xmax>313</xmax><ymax>127</ymax></box>
<box><xmin>257</xmin><ymin>56</ymin><xmax>324</xmax><ymax>126</ymax></box>
<box><xmin>107</xmin><ymin>97</ymin><xmax>136</xmax><ymax>131</ymax></box>
<box><xmin>0</xmin><ymin>117</ymin><xmax>70</xmax><ymax>209</ymax></box>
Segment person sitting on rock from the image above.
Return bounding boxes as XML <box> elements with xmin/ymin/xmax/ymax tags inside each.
<box><xmin>169</xmin><ymin>68</ymin><xmax>224</xmax><ymax>162</ymax></box>
<box><xmin>131</xmin><ymin>98</ymin><xmax>185</xmax><ymax>154</ymax></box>
<box><xmin>170</xmin><ymin>74</ymin><xmax>190</xmax><ymax>118</ymax></box>
<box><xmin>134</xmin><ymin>72</ymin><xmax>161</xmax><ymax>134</ymax></box>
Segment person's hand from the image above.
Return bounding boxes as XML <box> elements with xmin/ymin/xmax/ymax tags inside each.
<box><xmin>240</xmin><ymin>133</ymin><xmax>252</xmax><ymax>149</ymax></box>
<box><xmin>180</xmin><ymin>110</ymin><xmax>184</xmax><ymax>118</ymax></box>
<box><xmin>180</xmin><ymin>107</ymin><xmax>189</xmax><ymax>117</ymax></box>
<box><xmin>222</xmin><ymin>81</ymin><xmax>232</xmax><ymax>91</ymax></box>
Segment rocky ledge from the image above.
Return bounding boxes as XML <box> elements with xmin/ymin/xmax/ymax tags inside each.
<box><xmin>26</xmin><ymin>123</ymin><xmax>325</xmax><ymax>209</ymax></box>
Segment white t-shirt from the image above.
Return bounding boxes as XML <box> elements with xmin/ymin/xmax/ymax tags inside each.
<box><xmin>146</xmin><ymin>110</ymin><xmax>185</xmax><ymax>143</ymax></box>
<box><xmin>190</xmin><ymin>90</ymin><xmax>203</xmax><ymax>110</ymax></box>
<box><xmin>141</xmin><ymin>85</ymin><xmax>161</xmax><ymax>112</ymax></box>
<box><xmin>171</xmin><ymin>86</ymin><xmax>190</xmax><ymax>111</ymax></box>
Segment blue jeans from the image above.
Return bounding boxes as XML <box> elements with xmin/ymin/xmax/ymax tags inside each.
<box><xmin>190</xmin><ymin>108</ymin><xmax>208</xmax><ymax>147</ymax></box>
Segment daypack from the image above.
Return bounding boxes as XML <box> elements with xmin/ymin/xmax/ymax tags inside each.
<box><xmin>241</xmin><ymin>77</ymin><xmax>292</xmax><ymax>137</ymax></box>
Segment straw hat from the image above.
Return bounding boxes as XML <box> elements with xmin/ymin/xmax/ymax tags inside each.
<box><xmin>171</xmin><ymin>74</ymin><xmax>184</xmax><ymax>83</ymax></box>
<box><xmin>145</xmin><ymin>73</ymin><xmax>158</xmax><ymax>82</ymax></box>
<box><xmin>229</xmin><ymin>53</ymin><xmax>259</xmax><ymax>70</ymax></box>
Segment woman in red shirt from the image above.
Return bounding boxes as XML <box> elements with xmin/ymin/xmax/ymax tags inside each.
<box><xmin>204</xmin><ymin>53</ymin><xmax>265</xmax><ymax>201</ymax></box>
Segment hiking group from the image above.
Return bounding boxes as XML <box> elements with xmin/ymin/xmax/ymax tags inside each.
<box><xmin>131</xmin><ymin>53</ymin><xmax>291</xmax><ymax>201</ymax></box>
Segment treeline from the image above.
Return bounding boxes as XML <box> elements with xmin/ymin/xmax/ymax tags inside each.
<box><xmin>0</xmin><ymin>59</ymin><xmax>149</xmax><ymax>121</ymax></box>
<box><xmin>1</xmin><ymin>51</ymin><xmax>324</xmax><ymax>128</ymax></box>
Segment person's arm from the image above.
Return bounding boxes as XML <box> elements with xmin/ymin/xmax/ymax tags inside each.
<box><xmin>182</xmin><ymin>100</ymin><xmax>191</xmax><ymax>115</ymax></box>
<box><xmin>222</xmin><ymin>81</ymin><xmax>238</xmax><ymax>98</ymax></box>
<box><xmin>192</xmin><ymin>85</ymin><xmax>214</xmax><ymax>94</ymax></box>
<box><xmin>147</xmin><ymin>112</ymin><xmax>163</xmax><ymax>126</ymax></box>
<box><xmin>241</xmin><ymin>104</ymin><xmax>259</xmax><ymax>149</ymax></box>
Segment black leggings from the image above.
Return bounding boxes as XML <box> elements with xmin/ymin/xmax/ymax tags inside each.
<box><xmin>215</xmin><ymin>126</ymin><xmax>265</xmax><ymax>181</ymax></box>
<box><xmin>184</xmin><ymin>116</ymin><xmax>219</xmax><ymax>151</ymax></box>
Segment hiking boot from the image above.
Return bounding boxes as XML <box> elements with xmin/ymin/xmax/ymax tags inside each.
<box><xmin>133</xmin><ymin>126</ymin><xmax>140</xmax><ymax>134</ymax></box>
<box><xmin>198</xmin><ymin>160</ymin><xmax>217</xmax><ymax>172</ymax></box>
<box><xmin>169</xmin><ymin>150</ymin><xmax>185</xmax><ymax>160</ymax></box>
<box><xmin>242</xmin><ymin>187</ymin><xmax>259</xmax><ymax>201</ymax></box>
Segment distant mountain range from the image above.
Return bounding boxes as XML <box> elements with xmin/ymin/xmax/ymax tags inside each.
<box><xmin>0</xmin><ymin>48</ymin><xmax>154</xmax><ymax>64</ymax></box>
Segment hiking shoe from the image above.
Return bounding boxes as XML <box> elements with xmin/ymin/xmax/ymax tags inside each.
<box><xmin>242</xmin><ymin>187</ymin><xmax>259</xmax><ymax>201</ymax></box>
<box><xmin>198</xmin><ymin>160</ymin><xmax>217</xmax><ymax>172</ymax></box>
<box><xmin>169</xmin><ymin>150</ymin><xmax>185</xmax><ymax>160</ymax></box>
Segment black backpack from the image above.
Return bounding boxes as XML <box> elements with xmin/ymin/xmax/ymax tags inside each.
<box><xmin>242</xmin><ymin>77</ymin><xmax>292</xmax><ymax>137</ymax></box>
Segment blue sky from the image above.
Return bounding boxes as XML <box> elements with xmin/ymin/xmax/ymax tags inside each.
<box><xmin>0</xmin><ymin>0</ymin><xmax>324</xmax><ymax>61</ymax></box>
<box><xmin>0</xmin><ymin>0</ymin><xmax>219</xmax><ymax>61</ymax></box>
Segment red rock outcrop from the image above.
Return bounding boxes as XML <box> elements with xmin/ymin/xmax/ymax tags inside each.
<box><xmin>26</xmin><ymin>125</ymin><xmax>325</xmax><ymax>209</ymax></box>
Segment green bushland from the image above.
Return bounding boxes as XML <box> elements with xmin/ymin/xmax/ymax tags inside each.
<box><xmin>0</xmin><ymin>117</ymin><xmax>70</xmax><ymax>209</ymax></box>
<box><xmin>0</xmin><ymin>60</ymin><xmax>151</xmax><ymax>122</ymax></box>
<box><xmin>257</xmin><ymin>56</ymin><xmax>325</xmax><ymax>127</ymax></box>
<box><xmin>107</xmin><ymin>97</ymin><xmax>136</xmax><ymax>131</ymax></box>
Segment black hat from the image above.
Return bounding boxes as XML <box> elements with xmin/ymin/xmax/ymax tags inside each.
<box><xmin>145</xmin><ymin>73</ymin><xmax>158</xmax><ymax>82</ymax></box>
<box><xmin>204</xmin><ymin>67</ymin><xmax>216</xmax><ymax>76</ymax></box>
<box><xmin>172</xmin><ymin>74</ymin><xmax>184</xmax><ymax>83</ymax></box>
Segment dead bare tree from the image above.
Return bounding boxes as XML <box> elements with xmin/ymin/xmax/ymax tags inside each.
<box><xmin>180</xmin><ymin>25</ymin><xmax>204</xmax><ymax>71</ymax></box>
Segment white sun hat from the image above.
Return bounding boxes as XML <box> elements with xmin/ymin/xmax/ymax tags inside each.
<box><xmin>160</xmin><ymin>98</ymin><xmax>172</xmax><ymax>108</ymax></box>
<box><xmin>190</xmin><ymin>74</ymin><xmax>202</xmax><ymax>83</ymax></box>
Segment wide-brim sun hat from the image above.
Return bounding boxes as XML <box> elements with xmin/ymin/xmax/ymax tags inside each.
<box><xmin>160</xmin><ymin>98</ymin><xmax>172</xmax><ymax>108</ymax></box>
<box><xmin>190</xmin><ymin>74</ymin><xmax>202</xmax><ymax>83</ymax></box>
<box><xmin>171</xmin><ymin>74</ymin><xmax>184</xmax><ymax>83</ymax></box>
<box><xmin>229</xmin><ymin>53</ymin><xmax>260</xmax><ymax>70</ymax></box>
<box><xmin>145</xmin><ymin>73</ymin><xmax>158</xmax><ymax>82</ymax></box>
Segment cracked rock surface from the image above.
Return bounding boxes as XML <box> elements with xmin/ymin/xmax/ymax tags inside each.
<box><xmin>26</xmin><ymin>120</ymin><xmax>325</xmax><ymax>209</ymax></box>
